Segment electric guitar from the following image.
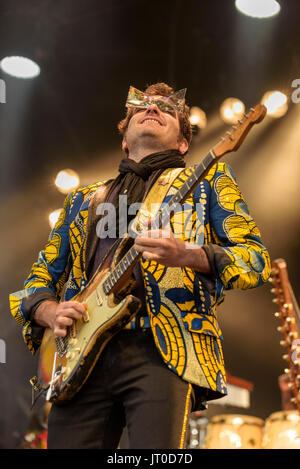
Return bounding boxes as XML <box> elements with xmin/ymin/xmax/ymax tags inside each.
<box><xmin>270</xmin><ymin>258</ymin><xmax>300</xmax><ymax>412</ymax></box>
<box><xmin>32</xmin><ymin>104</ymin><xmax>267</xmax><ymax>404</ymax></box>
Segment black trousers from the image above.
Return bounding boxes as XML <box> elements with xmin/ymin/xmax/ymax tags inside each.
<box><xmin>47</xmin><ymin>329</ymin><xmax>195</xmax><ymax>449</ymax></box>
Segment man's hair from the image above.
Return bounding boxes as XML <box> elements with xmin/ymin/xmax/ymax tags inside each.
<box><xmin>118</xmin><ymin>82</ymin><xmax>192</xmax><ymax>147</ymax></box>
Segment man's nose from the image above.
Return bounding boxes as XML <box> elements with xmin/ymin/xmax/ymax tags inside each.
<box><xmin>146</xmin><ymin>104</ymin><xmax>160</xmax><ymax>114</ymax></box>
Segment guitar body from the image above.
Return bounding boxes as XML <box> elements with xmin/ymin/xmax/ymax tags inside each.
<box><xmin>37</xmin><ymin>236</ymin><xmax>141</xmax><ymax>403</ymax></box>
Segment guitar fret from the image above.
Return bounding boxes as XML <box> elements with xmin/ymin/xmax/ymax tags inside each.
<box><xmin>130</xmin><ymin>247</ymin><xmax>138</xmax><ymax>260</ymax></box>
<box><xmin>107</xmin><ymin>276</ymin><xmax>113</xmax><ymax>289</ymax></box>
<box><xmin>117</xmin><ymin>262</ymin><xmax>124</xmax><ymax>277</ymax></box>
<box><xmin>103</xmin><ymin>247</ymin><xmax>140</xmax><ymax>295</ymax></box>
<box><xmin>112</xmin><ymin>270</ymin><xmax>118</xmax><ymax>282</ymax></box>
<box><xmin>184</xmin><ymin>179</ymin><xmax>192</xmax><ymax>190</ymax></box>
<box><xmin>171</xmin><ymin>192</ymin><xmax>181</xmax><ymax>204</ymax></box>
<box><xmin>189</xmin><ymin>171</ymin><xmax>198</xmax><ymax>183</ymax></box>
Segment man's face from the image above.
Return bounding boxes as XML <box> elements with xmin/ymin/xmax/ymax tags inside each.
<box><xmin>122</xmin><ymin>98</ymin><xmax>188</xmax><ymax>155</ymax></box>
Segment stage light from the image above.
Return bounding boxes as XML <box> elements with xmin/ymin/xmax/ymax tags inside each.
<box><xmin>220</xmin><ymin>98</ymin><xmax>245</xmax><ymax>124</ymax></box>
<box><xmin>55</xmin><ymin>169</ymin><xmax>80</xmax><ymax>194</ymax></box>
<box><xmin>49</xmin><ymin>209</ymin><xmax>63</xmax><ymax>229</ymax></box>
<box><xmin>189</xmin><ymin>107</ymin><xmax>207</xmax><ymax>129</ymax></box>
<box><xmin>261</xmin><ymin>91</ymin><xmax>288</xmax><ymax>118</ymax></box>
<box><xmin>235</xmin><ymin>0</ymin><xmax>281</xmax><ymax>19</ymax></box>
<box><xmin>0</xmin><ymin>56</ymin><xmax>40</xmax><ymax>79</ymax></box>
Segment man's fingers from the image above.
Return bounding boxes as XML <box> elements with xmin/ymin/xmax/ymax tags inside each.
<box><xmin>54</xmin><ymin>302</ymin><xmax>89</xmax><ymax>335</ymax></box>
<box><xmin>61</xmin><ymin>301</ymin><xmax>86</xmax><ymax>315</ymax></box>
<box><xmin>56</xmin><ymin>316</ymin><xmax>74</xmax><ymax>328</ymax></box>
<box><xmin>142</xmin><ymin>251</ymin><xmax>161</xmax><ymax>261</ymax></box>
<box><xmin>135</xmin><ymin>244</ymin><xmax>164</xmax><ymax>256</ymax></box>
<box><xmin>57</xmin><ymin>308</ymin><xmax>83</xmax><ymax>321</ymax></box>
<box><xmin>136</xmin><ymin>229</ymin><xmax>172</xmax><ymax>243</ymax></box>
<box><xmin>53</xmin><ymin>326</ymin><xmax>68</xmax><ymax>338</ymax></box>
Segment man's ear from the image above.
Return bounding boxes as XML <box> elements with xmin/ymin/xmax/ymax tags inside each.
<box><xmin>122</xmin><ymin>137</ymin><xmax>128</xmax><ymax>153</ymax></box>
<box><xmin>178</xmin><ymin>138</ymin><xmax>189</xmax><ymax>155</ymax></box>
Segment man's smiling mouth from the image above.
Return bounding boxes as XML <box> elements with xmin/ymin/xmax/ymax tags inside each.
<box><xmin>140</xmin><ymin>118</ymin><xmax>163</xmax><ymax>126</ymax></box>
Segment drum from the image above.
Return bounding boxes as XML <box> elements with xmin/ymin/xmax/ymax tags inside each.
<box><xmin>262</xmin><ymin>411</ymin><xmax>300</xmax><ymax>449</ymax></box>
<box><xmin>204</xmin><ymin>414</ymin><xmax>264</xmax><ymax>449</ymax></box>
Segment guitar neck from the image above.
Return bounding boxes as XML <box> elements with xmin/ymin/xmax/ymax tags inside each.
<box><xmin>102</xmin><ymin>149</ymin><xmax>217</xmax><ymax>295</ymax></box>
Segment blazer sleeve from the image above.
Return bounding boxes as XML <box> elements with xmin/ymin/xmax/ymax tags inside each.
<box><xmin>202</xmin><ymin>163</ymin><xmax>271</xmax><ymax>297</ymax></box>
<box><xmin>9</xmin><ymin>191</ymin><xmax>73</xmax><ymax>354</ymax></box>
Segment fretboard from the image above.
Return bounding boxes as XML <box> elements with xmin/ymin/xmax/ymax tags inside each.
<box><xmin>102</xmin><ymin>149</ymin><xmax>217</xmax><ymax>295</ymax></box>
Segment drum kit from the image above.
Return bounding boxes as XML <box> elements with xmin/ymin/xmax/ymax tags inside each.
<box><xmin>187</xmin><ymin>410</ymin><xmax>300</xmax><ymax>449</ymax></box>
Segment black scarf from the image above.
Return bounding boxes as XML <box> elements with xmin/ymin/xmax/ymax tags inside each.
<box><xmin>110</xmin><ymin>149</ymin><xmax>185</xmax><ymax>204</ymax></box>
<box><xmin>105</xmin><ymin>149</ymin><xmax>186</xmax><ymax>236</ymax></box>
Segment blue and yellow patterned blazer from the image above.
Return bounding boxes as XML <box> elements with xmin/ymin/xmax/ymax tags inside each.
<box><xmin>9</xmin><ymin>162</ymin><xmax>271</xmax><ymax>402</ymax></box>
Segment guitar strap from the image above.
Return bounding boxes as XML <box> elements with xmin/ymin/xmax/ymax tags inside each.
<box><xmin>133</xmin><ymin>166</ymin><xmax>186</xmax><ymax>231</ymax></box>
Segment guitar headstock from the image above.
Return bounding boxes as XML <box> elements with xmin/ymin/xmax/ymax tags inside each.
<box><xmin>270</xmin><ymin>258</ymin><xmax>300</xmax><ymax>411</ymax></box>
<box><xmin>213</xmin><ymin>104</ymin><xmax>267</xmax><ymax>158</ymax></box>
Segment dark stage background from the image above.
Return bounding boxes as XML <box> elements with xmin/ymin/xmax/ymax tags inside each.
<box><xmin>0</xmin><ymin>0</ymin><xmax>299</xmax><ymax>448</ymax></box>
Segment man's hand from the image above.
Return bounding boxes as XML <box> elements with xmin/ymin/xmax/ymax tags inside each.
<box><xmin>34</xmin><ymin>300</ymin><xmax>87</xmax><ymax>337</ymax></box>
<box><xmin>134</xmin><ymin>228</ymin><xmax>211</xmax><ymax>273</ymax></box>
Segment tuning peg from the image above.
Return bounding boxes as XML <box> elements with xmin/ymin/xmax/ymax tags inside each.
<box><xmin>268</xmin><ymin>277</ymin><xmax>274</xmax><ymax>283</ymax></box>
<box><xmin>274</xmin><ymin>312</ymin><xmax>281</xmax><ymax>318</ymax></box>
<box><xmin>280</xmin><ymin>340</ymin><xmax>287</xmax><ymax>347</ymax></box>
<box><xmin>284</xmin><ymin>368</ymin><xmax>290</xmax><ymax>375</ymax></box>
<box><xmin>270</xmin><ymin>288</ymin><xmax>276</xmax><ymax>294</ymax></box>
<box><xmin>243</xmin><ymin>113</ymin><xmax>249</xmax><ymax>119</ymax></box>
<box><xmin>286</xmin><ymin>317</ymin><xmax>293</xmax><ymax>324</ymax></box>
<box><xmin>282</xmin><ymin>354</ymin><xmax>289</xmax><ymax>361</ymax></box>
<box><xmin>277</xmin><ymin>326</ymin><xmax>284</xmax><ymax>332</ymax></box>
<box><xmin>226</xmin><ymin>131</ymin><xmax>233</xmax><ymax>141</ymax></box>
<box><xmin>272</xmin><ymin>298</ymin><xmax>279</xmax><ymax>304</ymax></box>
<box><xmin>250</xmin><ymin>108</ymin><xmax>255</xmax><ymax>112</ymax></box>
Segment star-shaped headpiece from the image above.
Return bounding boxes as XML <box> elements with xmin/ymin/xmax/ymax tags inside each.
<box><xmin>126</xmin><ymin>86</ymin><xmax>187</xmax><ymax>113</ymax></box>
